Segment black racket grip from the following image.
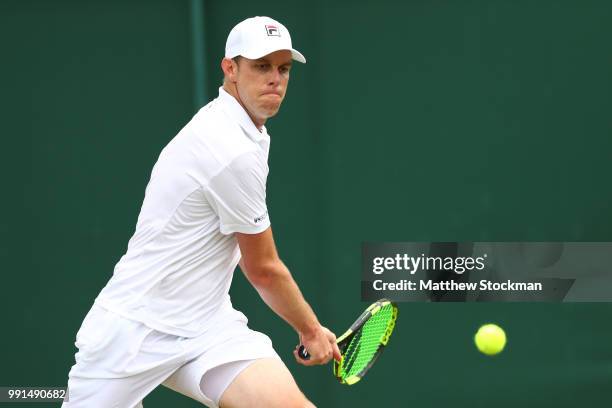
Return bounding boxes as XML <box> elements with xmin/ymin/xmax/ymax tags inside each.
<box><xmin>297</xmin><ymin>345</ymin><xmax>310</xmax><ymax>360</ymax></box>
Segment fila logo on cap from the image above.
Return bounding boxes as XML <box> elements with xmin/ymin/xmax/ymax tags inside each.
<box><xmin>265</xmin><ymin>25</ymin><xmax>280</xmax><ymax>37</ymax></box>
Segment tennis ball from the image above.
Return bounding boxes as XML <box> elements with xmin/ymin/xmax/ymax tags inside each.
<box><xmin>474</xmin><ymin>324</ymin><xmax>506</xmax><ymax>356</ymax></box>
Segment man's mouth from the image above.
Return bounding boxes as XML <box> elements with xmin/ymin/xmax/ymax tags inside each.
<box><xmin>262</xmin><ymin>91</ymin><xmax>282</xmax><ymax>97</ymax></box>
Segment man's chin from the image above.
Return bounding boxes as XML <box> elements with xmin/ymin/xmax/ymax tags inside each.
<box><xmin>261</xmin><ymin>106</ymin><xmax>281</xmax><ymax>119</ymax></box>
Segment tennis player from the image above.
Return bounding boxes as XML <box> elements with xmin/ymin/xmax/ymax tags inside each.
<box><xmin>63</xmin><ymin>16</ymin><xmax>340</xmax><ymax>408</ymax></box>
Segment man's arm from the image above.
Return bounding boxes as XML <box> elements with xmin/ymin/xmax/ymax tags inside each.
<box><xmin>236</xmin><ymin>227</ymin><xmax>341</xmax><ymax>366</ymax></box>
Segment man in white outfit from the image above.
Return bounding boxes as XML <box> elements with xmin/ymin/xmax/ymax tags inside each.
<box><xmin>63</xmin><ymin>16</ymin><xmax>340</xmax><ymax>408</ymax></box>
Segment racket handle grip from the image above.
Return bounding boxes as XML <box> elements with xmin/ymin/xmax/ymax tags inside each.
<box><xmin>297</xmin><ymin>345</ymin><xmax>310</xmax><ymax>360</ymax></box>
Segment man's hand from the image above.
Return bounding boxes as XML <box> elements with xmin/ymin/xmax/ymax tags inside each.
<box><xmin>293</xmin><ymin>325</ymin><xmax>342</xmax><ymax>366</ymax></box>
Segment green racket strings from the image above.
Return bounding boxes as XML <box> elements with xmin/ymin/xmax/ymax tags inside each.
<box><xmin>340</xmin><ymin>303</ymin><xmax>395</xmax><ymax>380</ymax></box>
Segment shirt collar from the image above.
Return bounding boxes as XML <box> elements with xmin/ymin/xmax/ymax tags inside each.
<box><xmin>217</xmin><ymin>87</ymin><xmax>268</xmax><ymax>142</ymax></box>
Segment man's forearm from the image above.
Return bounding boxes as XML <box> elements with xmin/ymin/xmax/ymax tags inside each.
<box><xmin>240</xmin><ymin>260</ymin><xmax>320</xmax><ymax>337</ymax></box>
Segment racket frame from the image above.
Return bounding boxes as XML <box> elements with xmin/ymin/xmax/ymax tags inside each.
<box><xmin>333</xmin><ymin>298</ymin><xmax>398</xmax><ymax>385</ymax></box>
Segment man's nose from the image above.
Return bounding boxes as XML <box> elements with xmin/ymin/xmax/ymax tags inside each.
<box><xmin>268</xmin><ymin>68</ymin><xmax>282</xmax><ymax>85</ymax></box>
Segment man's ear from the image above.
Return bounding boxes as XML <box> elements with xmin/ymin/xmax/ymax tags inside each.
<box><xmin>221</xmin><ymin>58</ymin><xmax>238</xmax><ymax>83</ymax></box>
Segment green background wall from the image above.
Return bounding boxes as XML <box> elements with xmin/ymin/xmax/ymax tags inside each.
<box><xmin>1</xmin><ymin>0</ymin><xmax>611</xmax><ymax>406</ymax></box>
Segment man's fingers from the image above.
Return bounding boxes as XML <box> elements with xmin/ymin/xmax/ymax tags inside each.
<box><xmin>322</xmin><ymin>328</ymin><xmax>341</xmax><ymax>361</ymax></box>
<box><xmin>332</xmin><ymin>342</ymin><xmax>342</xmax><ymax>361</ymax></box>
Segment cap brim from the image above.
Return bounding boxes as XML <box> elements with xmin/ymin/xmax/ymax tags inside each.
<box><xmin>290</xmin><ymin>49</ymin><xmax>306</xmax><ymax>64</ymax></box>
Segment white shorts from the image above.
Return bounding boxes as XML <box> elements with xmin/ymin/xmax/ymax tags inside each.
<box><xmin>63</xmin><ymin>303</ymin><xmax>280</xmax><ymax>408</ymax></box>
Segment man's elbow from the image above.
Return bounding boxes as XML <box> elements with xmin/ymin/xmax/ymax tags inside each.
<box><xmin>243</xmin><ymin>260</ymin><xmax>288</xmax><ymax>288</ymax></box>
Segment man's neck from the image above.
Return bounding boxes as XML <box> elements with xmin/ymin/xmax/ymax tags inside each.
<box><xmin>222</xmin><ymin>84</ymin><xmax>265</xmax><ymax>131</ymax></box>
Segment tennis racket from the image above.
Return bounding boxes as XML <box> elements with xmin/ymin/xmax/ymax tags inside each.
<box><xmin>298</xmin><ymin>298</ymin><xmax>398</xmax><ymax>385</ymax></box>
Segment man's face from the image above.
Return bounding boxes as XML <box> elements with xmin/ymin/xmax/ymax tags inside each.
<box><xmin>229</xmin><ymin>50</ymin><xmax>293</xmax><ymax>126</ymax></box>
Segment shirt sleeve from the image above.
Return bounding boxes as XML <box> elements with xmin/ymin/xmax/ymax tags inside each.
<box><xmin>204</xmin><ymin>150</ymin><xmax>270</xmax><ymax>235</ymax></box>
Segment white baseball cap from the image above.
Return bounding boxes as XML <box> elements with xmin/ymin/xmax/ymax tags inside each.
<box><xmin>225</xmin><ymin>16</ymin><xmax>306</xmax><ymax>63</ymax></box>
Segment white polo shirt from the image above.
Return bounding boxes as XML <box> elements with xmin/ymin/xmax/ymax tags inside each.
<box><xmin>95</xmin><ymin>88</ymin><xmax>271</xmax><ymax>337</ymax></box>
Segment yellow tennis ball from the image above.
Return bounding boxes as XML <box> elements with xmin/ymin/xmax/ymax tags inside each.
<box><xmin>474</xmin><ymin>324</ymin><xmax>506</xmax><ymax>355</ymax></box>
